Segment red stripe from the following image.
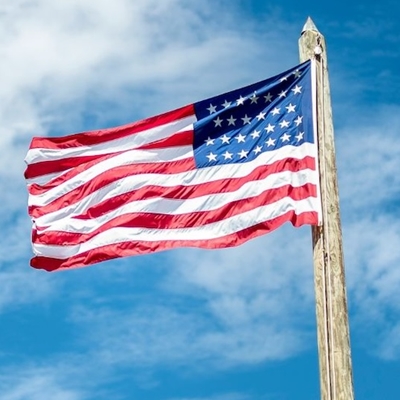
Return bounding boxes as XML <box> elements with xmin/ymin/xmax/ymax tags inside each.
<box><xmin>30</xmin><ymin>210</ymin><xmax>319</xmax><ymax>271</ymax></box>
<box><xmin>28</xmin><ymin>104</ymin><xmax>195</xmax><ymax>150</ymax></box>
<box><xmin>33</xmin><ymin>184</ymin><xmax>317</xmax><ymax>245</ymax></box>
<box><xmin>29</xmin><ymin>157</ymin><xmax>316</xmax><ymax>219</ymax></box>
<box><xmin>137</xmin><ymin>130</ymin><xmax>193</xmax><ymax>150</ymax></box>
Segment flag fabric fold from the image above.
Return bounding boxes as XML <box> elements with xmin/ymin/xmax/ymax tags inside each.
<box><xmin>25</xmin><ymin>60</ymin><xmax>321</xmax><ymax>271</ymax></box>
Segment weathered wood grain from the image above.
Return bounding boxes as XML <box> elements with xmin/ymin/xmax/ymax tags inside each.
<box><xmin>298</xmin><ymin>17</ymin><xmax>355</xmax><ymax>400</ymax></box>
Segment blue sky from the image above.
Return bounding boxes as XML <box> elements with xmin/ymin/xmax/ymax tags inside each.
<box><xmin>1</xmin><ymin>1</ymin><xmax>399</xmax><ymax>399</ymax></box>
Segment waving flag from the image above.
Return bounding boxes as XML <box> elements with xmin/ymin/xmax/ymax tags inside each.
<box><xmin>25</xmin><ymin>60</ymin><xmax>321</xmax><ymax>271</ymax></box>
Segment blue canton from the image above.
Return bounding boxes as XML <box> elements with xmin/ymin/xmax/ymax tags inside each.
<box><xmin>193</xmin><ymin>60</ymin><xmax>314</xmax><ymax>168</ymax></box>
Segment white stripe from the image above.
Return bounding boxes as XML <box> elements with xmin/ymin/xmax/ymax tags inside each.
<box><xmin>29</xmin><ymin>143</ymin><xmax>316</xmax><ymax>208</ymax></box>
<box><xmin>29</xmin><ymin>145</ymin><xmax>194</xmax><ymax>207</ymax></box>
<box><xmin>26</xmin><ymin>170</ymin><xmax>71</xmax><ymax>186</ymax></box>
<box><xmin>32</xmin><ymin>197</ymin><xmax>319</xmax><ymax>259</ymax></box>
<box><xmin>25</xmin><ymin>116</ymin><xmax>196</xmax><ymax>165</ymax></box>
<box><xmin>36</xmin><ymin>168</ymin><xmax>318</xmax><ymax>231</ymax></box>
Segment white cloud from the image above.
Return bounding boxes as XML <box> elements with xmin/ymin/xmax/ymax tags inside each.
<box><xmin>336</xmin><ymin>105</ymin><xmax>400</xmax><ymax>214</ymax></box>
<box><xmin>334</xmin><ymin>107</ymin><xmax>400</xmax><ymax>359</ymax></box>
<box><xmin>0</xmin><ymin>365</ymin><xmax>86</xmax><ymax>400</ymax></box>
<box><xmin>69</xmin><ymin>302</ymin><xmax>308</xmax><ymax>371</ymax></box>
<box><xmin>0</xmin><ymin>266</ymin><xmax>56</xmax><ymax>313</ymax></box>
<box><xmin>378</xmin><ymin>323</ymin><xmax>400</xmax><ymax>360</ymax></box>
<box><xmin>0</xmin><ymin>0</ymin><xmax>296</xmax><ymax>150</ymax></box>
<box><xmin>342</xmin><ymin>214</ymin><xmax>400</xmax><ymax>355</ymax></box>
<box><xmin>0</xmin><ymin>362</ymin><xmax>252</xmax><ymax>400</ymax></box>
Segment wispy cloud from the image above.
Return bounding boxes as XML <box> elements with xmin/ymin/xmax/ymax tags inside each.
<box><xmin>0</xmin><ymin>261</ymin><xmax>58</xmax><ymax>313</ymax></box>
<box><xmin>334</xmin><ymin>107</ymin><xmax>400</xmax><ymax>359</ymax></box>
<box><xmin>337</xmin><ymin>106</ymin><xmax>400</xmax><ymax>215</ymax></box>
<box><xmin>0</xmin><ymin>365</ymin><xmax>86</xmax><ymax>400</ymax></box>
<box><xmin>1</xmin><ymin>0</ymin><xmax>296</xmax><ymax>148</ymax></box>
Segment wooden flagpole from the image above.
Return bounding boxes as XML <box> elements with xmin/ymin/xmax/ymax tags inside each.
<box><xmin>298</xmin><ymin>18</ymin><xmax>355</xmax><ymax>400</ymax></box>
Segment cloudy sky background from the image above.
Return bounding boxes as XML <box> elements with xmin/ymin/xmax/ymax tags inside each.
<box><xmin>1</xmin><ymin>0</ymin><xmax>399</xmax><ymax>399</ymax></box>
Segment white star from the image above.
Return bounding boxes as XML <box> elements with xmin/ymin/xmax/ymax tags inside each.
<box><xmin>227</xmin><ymin>115</ymin><xmax>237</xmax><ymax>126</ymax></box>
<box><xmin>222</xmin><ymin>150</ymin><xmax>233</xmax><ymax>160</ymax></box>
<box><xmin>286</xmin><ymin>103</ymin><xmax>296</xmax><ymax>113</ymax></box>
<box><xmin>264</xmin><ymin>92</ymin><xmax>273</xmax><ymax>102</ymax></box>
<box><xmin>250</xmin><ymin>129</ymin><xmax>261</xmax><ymax>139</ymax></box>
<box><xmin>236</xmin><ymin>95</ymin><xmax>246</xmax><ymax>105</ymax></box>
<box><xmin>206</xmin><ymin>103</ymin><xmax>217</xmax><ymax>114</ymax></box>
<box><xmin>279</xmin><ymin>120</ymin><xmax>290</xmax><ymax>128</ymax></box>
<box><xmin>280</xmin><ymin>76</ymin><xmax>288</xmax><ymax>82</ymax></box>
<box><xmin>238</xmin><ymin>149</ymin><xmax>248</xmax><ymax>158</ymax></box>
<box><xmin>265</xmin><ymin>124</ymin><xmax>275</xmax><ymax>133</ymax></box>
<box><xmin>271</xmin><ymin>107</ymin><xmax>280</xmax><ymax>116</ymax></box>
<box><xmin>281</xmin><ymin>133</ymin><xmax>291</xmax><ymax>142</ymax></box>
<box><xmin>295</xmin><ymin>131</ymin><xmax>305</xmax><ymax>141</ymax></box>
<box><xmin>235</xmin><ymin>133</ymin><xmax>246</xmax><ymax>143</ymax></box>
<box><xmin>266</xmin><ymin>137</ymin><xmax>276</xmax><ymax>147</ymax></box>
<box><xmin>253</xmin><ymin>145</ymin><xmax>263</xmax><ymax>155</ymax></box>
<box><xmin>278</xmin><ymin>90</ymin><xmax>287</xmax><ymax>98</ymax></box>
<box><xmin>205</xmin><ymin>136</ymin><xmax>215</xmax><ymax>146</ymax></box>
<box><xmin>220</xmin><ymin>134</ymin><xmax>230</xmax><ymax>144</ymax></box>
<box><xmin>241</xmin><ymin>114</ymin><xmax>252</xmax><ymax>125</ymax></box>
<box><xmin>292</xmin><ymin>85</ymin><xmax>302</xmax><ymax>94</ymax></box>
<box><xmin>294</xmin><ymin>115</ymin><xmax>303</xmax><ymax>126</ymax></box>
<box><xmin>222</xmin><ymin>99</ymin><xmax>231</xmax><ymax>108</ymax></box>
<box><xmin>293</xmin><ymin>70</ymin><xmax>301</xmax><ymax>78</ymax></box>
<box><xmin>250</xmin><ymin>93</ymin><xmax>259</xmax><ymax>104</ymax></box>
<box><xmin>214</xmin><ymin>116</ymin><xmax>223</xmax><ymax>127</ymax></box>
<box><xmin>206</xmin><ymin>152</ymin><xmax>217</xmax><ymax>162</ymax></box>
<box><xmin>256</xmin><ymin>111</ymin><xmax>266</xmax><ymax>121</ymax></box>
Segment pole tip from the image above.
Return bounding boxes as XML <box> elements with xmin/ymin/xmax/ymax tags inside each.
<box><xmin>301</xmin><ymin>17</ymin><xmax>319</xmax><ymax>34</ymax></box>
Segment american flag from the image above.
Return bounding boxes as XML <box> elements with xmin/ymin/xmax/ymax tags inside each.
<box><xmin>25</xmin><ymin>60</ymin><xmax>321</xmax><ymax>271</ymax></box>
